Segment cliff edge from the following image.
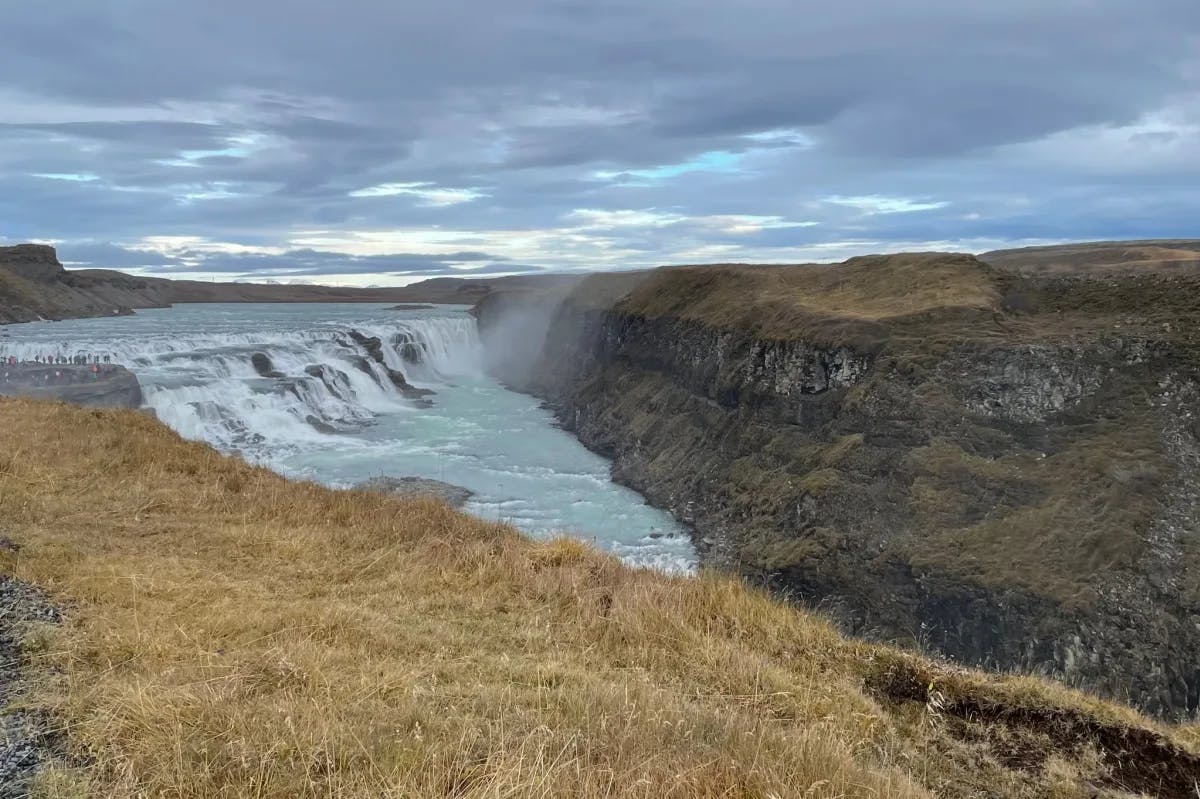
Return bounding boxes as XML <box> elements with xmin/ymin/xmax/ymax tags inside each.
<box><xmin>0</xmin><ymin>244</ymin><xmax>153</xmax><ymax>324</ymax></box>
<box><xmin>477</xmin><ymin>249</ymin><xmax>1200</xmax><ymax>720</ymax></box>
<box><xmin>0</xmin><ymin>363</ymin><xmax>143</xmax><ymax>408</ymax></box>
<box><xmin>1</xmin><ymin>398</ymin><xmax>1197</xmax><ymax>796</ymax></box>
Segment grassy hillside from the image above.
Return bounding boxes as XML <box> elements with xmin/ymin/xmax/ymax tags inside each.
<box><xmin>624</xmin><ymin>254</ymin><xmax>1001</xmax><ymax>328</ymax></box>
<box><xmin>982</xmin><ymin>240</ymin><xmax>1200</xmax><ymax>274</ymax></box>
<box><xmin>607</xmin><ymin>253</ymin><xmax>1003</xmax><ymax>350</ymax></box>
<box><xmin>0</xmin><ymin>399</ymin><xmax>1197</xmax><ymax>797</ymax></box>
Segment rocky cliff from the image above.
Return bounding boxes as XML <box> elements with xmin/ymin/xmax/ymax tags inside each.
<box><xmin>0</xmin><ymin>244</ymin><xmax>159</xmax><ymax>324</ymax></box>
<box><xmin>0</xmin><ymin>244</ymin><xmax>574</xmax><ymax>326</ymax></box>
<box><xmin>0</xmin><ymin>364</ymin><xmax>143</xmax><ymax>408</ymax></box>
<box><xmin>477</xmin><ymin>252</ymin><xmax>1200</xmax><ymax>720</ymax></box>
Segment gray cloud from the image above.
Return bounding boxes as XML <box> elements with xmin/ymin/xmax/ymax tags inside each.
<box><xmin>146</xmin><ymin>249</ymin><xmax>505</xmax><ymax>277</ymax></box>
<box><xmin>0</xmin><ymin>0</ymin><xmax>1197</xmax><ymax>282</ymax></box>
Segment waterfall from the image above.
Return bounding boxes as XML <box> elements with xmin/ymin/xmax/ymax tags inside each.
<box><xmin>0</xmin><ymin>305</ymin><xmax>698</xmax><ymax>573</ymax></box>
<box><xmin>387</xmin><ymin>316</ymin><xmax>483</xmax><ymax>380</ymax></box>
<box><xmin>0</xmin><ymin>314</ymin><xmax>483</xmax><ymax>455</ymax></box>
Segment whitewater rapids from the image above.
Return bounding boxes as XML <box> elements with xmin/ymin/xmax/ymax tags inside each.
<box><xmin>0</xmin><ymin>303</ymin><xmax>695</xmax><ymax>573</ymax></box>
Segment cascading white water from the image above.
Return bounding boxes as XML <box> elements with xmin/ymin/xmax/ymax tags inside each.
<box><xmin>0</xmin><ymin>303</ymin><xmax>696</xmax><ymax>573</ymax></box>
<box><xmin>0</xmin><ymin>312</ymin><xmax>482</xmax><ymax>453</ymax></box>
<box><xmin>386</xmin><ymin>316</ymin><xmax>484</xmax><ymax>381</ymax></box>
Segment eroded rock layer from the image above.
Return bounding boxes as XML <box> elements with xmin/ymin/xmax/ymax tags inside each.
<box><xmin>477</xmin><ymin>253</ymin><xmax>1200</xmax><ymax>719</ymax></box>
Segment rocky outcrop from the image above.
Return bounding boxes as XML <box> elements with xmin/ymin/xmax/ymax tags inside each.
<box><xmin>0</xmin><ymin>574</ymin><xmax>64</xmax><ymax>797</ymax></box>
<box><xmin>394</xmin><ymin>331</ymin><xmax>425</xmax><ymax>364</ymax></box>
<box><xmin>304</xmin><ymin>414</ymin><xmax>339</xmax><ymax>434</ymax></box>
<box><xmin>250</xmin><ymin>352</ymin><xmax>284</xmax><ymax>378</ymax></box>
<box><xmin>354</xmin><ymin>476</ymin><xmax>473</xmax><ymax>507</ymax></box>
<box><xmin>0</xmin><ymin>244</ymin><xmax>64</xmax><ymax>283</ymax></box>
<box><xmin>347</xmin><ymin>330</ymin><xmax>435</xmax><ymax>401</ymax></box>
<box><xmin>0</xmin><ymin>245</ymin><xmax>143</xmax><ymax>324</ymax></box>
<box><xmin>476</xmin><ymin>256</ymin><xmax>1200</xmax><ymax>720</ymax></box>
<box><xmin>0</xmin><ymin>365</ymin><xmax>143</xmax><ymax>408</ymax></box>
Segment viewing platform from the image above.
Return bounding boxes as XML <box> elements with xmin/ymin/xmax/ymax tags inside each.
<box><xmin>0</xmin><ymin>363</ymin><xmax>143</xmax><ymax>408</ymax></box>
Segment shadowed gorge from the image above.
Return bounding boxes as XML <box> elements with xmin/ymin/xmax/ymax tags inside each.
<box><xmin>476</xmin><ymin>246</ymin><xmax>1200</xmax><ymax>720</ymax></box>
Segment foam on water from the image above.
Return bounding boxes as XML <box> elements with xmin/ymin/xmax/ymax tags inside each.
<box><xmin>0</xmin><ymin>303</ymin><xmax>695</xmax><ymax>573</ymax></box>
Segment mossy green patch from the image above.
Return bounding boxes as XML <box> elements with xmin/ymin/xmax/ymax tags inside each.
<box><xmin>901</xmin><ymin>419</ymin><xmax>1169</xmax><ymax>607</ymax></box>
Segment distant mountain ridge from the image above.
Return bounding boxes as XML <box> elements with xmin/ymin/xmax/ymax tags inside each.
<box><xmin>0</xmin><ymin>244</ymin><xmax>512</xmax><ymax>324</ymax></box>
<box><xmin>4</xmin><ymin>239</ymin><xmax>1199</xmax><ymax>327</ymax></box>
<box><xmin>981</xmin><ymin>239</ymin><xmax>1200</xmax><ymax>274</ymax></box>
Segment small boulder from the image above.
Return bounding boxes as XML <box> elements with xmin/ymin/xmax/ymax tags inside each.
<box><xmin>355</xmin><ymin>476</ymin><xmax>473</xmax><ymax>507</ymax></box>
<box><xmin>250</xmin><ymin>352</ymin><xmax>284</xmax><ymax>378</ymax></box>
<box><xmin>305</xmin><ymin>414</ymin><xmax>339</xmax><ymax>434</ymax></box>
<box><xmin>384</xmin><ymin>366</ymin><xmax>436</xmax><ymax>399</ymax></box>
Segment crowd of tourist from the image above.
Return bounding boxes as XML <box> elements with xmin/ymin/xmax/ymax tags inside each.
<box><xmin>0</xmin><ymin>352</ymin><xmax>120</xmax><ymax>385</ymax></box>
<box><xmin>0</xmin><ymin>353</ymin><xmax>113</xmax><ymax>366</ymax></box>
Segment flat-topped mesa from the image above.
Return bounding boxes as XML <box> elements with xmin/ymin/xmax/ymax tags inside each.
<box><xmin>0</xmin><ymin>244</ymin><xmax>67</xmax><ymax>283</ymax></box>
<box><xmin>0</xmin><ymin>243</ymin><xmax>146</xmax><ymax>324</ymax></box>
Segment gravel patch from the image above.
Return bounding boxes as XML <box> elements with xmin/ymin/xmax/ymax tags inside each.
<box><xmin>0</xmin><ymin>570</ymin><xmax>63</xmax><ymax>799</ymax></box>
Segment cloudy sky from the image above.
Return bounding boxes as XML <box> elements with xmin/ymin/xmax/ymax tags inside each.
<box><xmin>2</xmin><ymin>1</ymin><xmax>1198</xmax><ymax>285</ymax></box>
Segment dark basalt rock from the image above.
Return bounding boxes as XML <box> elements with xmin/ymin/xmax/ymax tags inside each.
<box><xmin>250</xmin><ymin>352</ymin><xmax>284</xmax><ymax>379</ymax></box>
<box><xmin>305</xmin><ymin>363</ymin><xmax>349</xmax><ymax>381</ymax></box>
<box><xmin>355</xmin><ymin>476</ymin><xmax>473</xmax><ymax>507</ymax></box>
<box><xmin>0</xmin><ymin>364</ymin><xmax>142</xmax><ymax>408</ymax></box>
<box><xmin>347</xmin><ymin>329</ymin><xmax>436</xmax><ymax>400</ymax></box>
<box><xmin>475</xmin><ymin>269</ymin><xmax>1200</xmax><ymax>720</ymax></box>
<box><xmin>348</xmin><ymin>355</ymin><xmax>378</xmax><ymax>380</ymax></box>
<box><xmin>0</xmin><ymin>244</ymin><xmax>64</xmax><ymax>283</ymax></box>
<box><xmin>384</xmin><ymin>367</ymin><xmax>435</xmax><ymax>398</ymax></box>
<box><xmin>304</xmin><ymin>414</ymin><xmax>339</xmax><ymax>434</ymax></box>
<box><xmin>393</xmin><ymin>331</ymin><xmax>424</xmax><ymax>364</ymax></box>
<box><xmin>348</xmin><ymin>330</ymin><xmax>385</xmax><ymax>363</ymax></box>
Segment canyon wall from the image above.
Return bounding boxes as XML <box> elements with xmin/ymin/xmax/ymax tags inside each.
<box><xmin>0</xmin><ymin>244</ymin><xmax>165</xmax><ymax>324</ymax></box>
<box><xmin>477</xmin><ymin>254</ymin><xmax>1200</xmax><ymax>719</ymax></box>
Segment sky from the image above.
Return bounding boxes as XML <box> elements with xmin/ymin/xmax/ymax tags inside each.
<box><xmin>1</xmin><ymin>1</ymin><xmax>1198</xmax><ymax>286</ymax></box>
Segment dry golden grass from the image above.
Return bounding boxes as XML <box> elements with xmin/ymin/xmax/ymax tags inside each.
<box><xmin>0</xmin><ymin>398</ymin><xmax>1196</xmax><ymax>798</ymax></box>
<box><xmin>982</xmin><ymin>240</ymin><xmax>1200</xmax><ymax>275</ymax></box>
<box><xmin>614</xmin><ymin>253</ymin><xmax>1001</xmax><ymax>341</ymax></box>
<box><xmin>902</xmin><ymin>421</ymin><xmax>1168</xmax><ymax>608</ymax></box>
